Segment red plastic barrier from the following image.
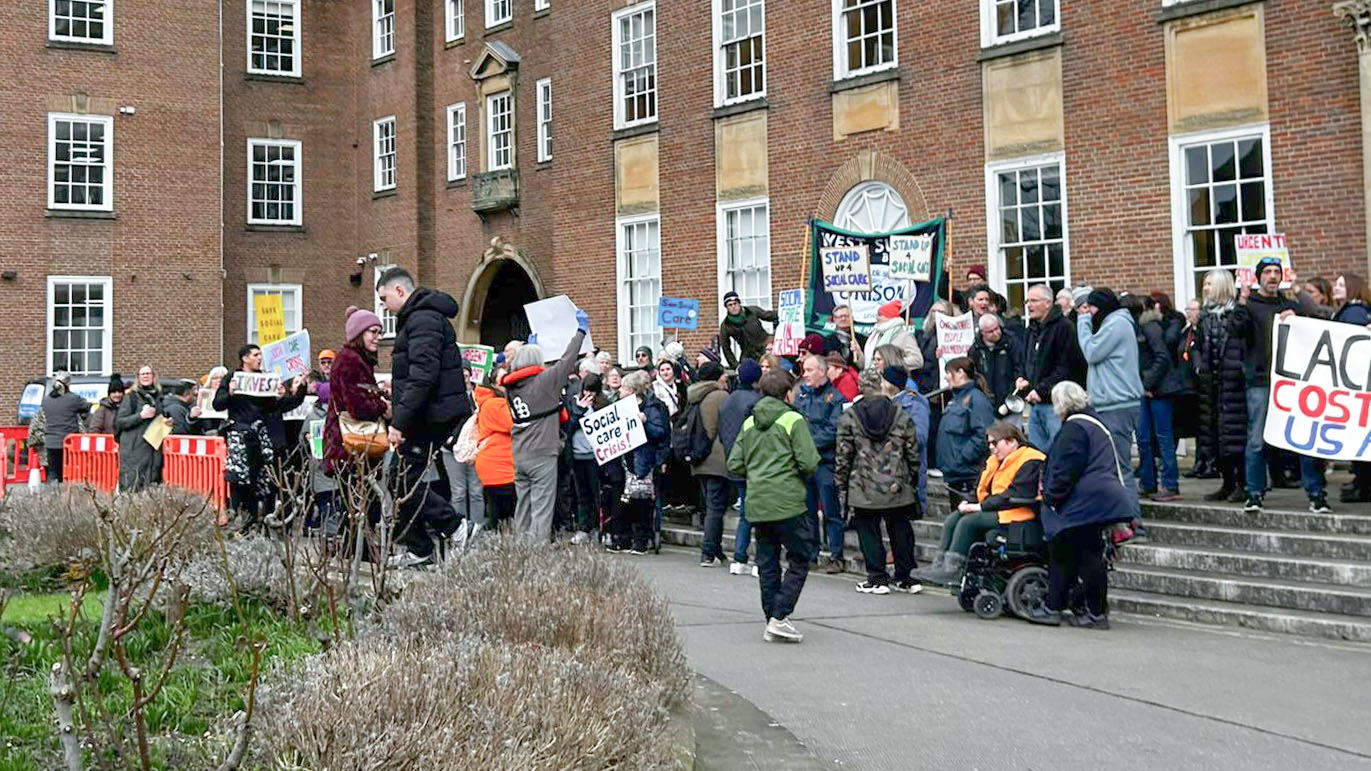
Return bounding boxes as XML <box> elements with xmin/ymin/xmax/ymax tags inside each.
<box><xmin>0</xmin><ymin>449</ymin><xmax>7</xmax><ymax>500</ymax></box>
<box><xmin>63</xmin><ymin>434</ymin><xmax>119</xmax><ymax>493</ymax></box>
<box><xmin>0</xmin><ymin>426</ymin><xmax>44</xmax><ymax>487</ymax></box>
<box><xmin>162</xmin><ymin>435</ymin><xmax>227</xmax><ymax>513</ymax></box>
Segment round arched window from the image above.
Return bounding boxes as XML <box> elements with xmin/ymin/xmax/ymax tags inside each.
<box><xmin>834</xmin><ymin>181</ymin><xmax>911</xmax><ymax>234</ymax></box>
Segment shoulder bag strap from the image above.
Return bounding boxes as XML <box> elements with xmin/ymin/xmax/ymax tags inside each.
<box><xmin>1066</xmin><ymin>413</ymin><xmax>1125</xmax><ymax>488</ymax></box>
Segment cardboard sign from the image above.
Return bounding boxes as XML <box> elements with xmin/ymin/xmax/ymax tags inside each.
<box><xmin>1235</xmin><ymin>233</ymin><xmax>1294</xmax><ymax>287</ymax></box>
<box><xmin>888</xmin><ymin>234</ymin><xmax>934</xmax><ymax>283</ymax></box>
<box><xmin>308</xmin><ymin>420</ymin><xmax>325</xmax><ymax>460</ymax></box>
<box><xmin>197</xmin><ymin>387</ymin><xmax>227</xmax><ymax>420</ymax></box>
<box><xmin>579</xmin><ymin>397</ymin><xmax>647</xmax><ymax>466</ymax></box>
<box><xmin>820</xmin><ymin>245</ymin><xmax>872</xmax><ymax>294</ymax></box>
<box><xmin>462</xmin><ymin>344</ymin><xmax>496</xmax><ymax>385</ymax></box>
<box><xmin>525</xmin><ymin>295</ymin><xmax>593</xmax><ymax>359</ymax></box>
<box><xmin>657</xmin><ymin>297</ymin><xmax>699</xmax><ymax>330</ymax></box>
<box><xmin>283</xmin><ymin>395</ymin><xmax>316</xmax><ymax>421</ymax></box>
<box><xmin>935</xmin><ymin>312</ymin><xmax>975</xmax><ymax>389</ymax></box>
<box><xmin>254</xmin><ymin>293</ymin><xmax>287</xmax><ymax>344</ymax></box>
<box><xmin>1264</xmin><ymin>317</ymin><xmax>1371</xmax><ymax>461</ymax></box>
<box><xmin>261</xmin><ymin>330</ymin><xmax>311</xmax><ymax>379</ymax></box>
<box><xmin>772</xmin><ymin>289</ymin><xmax>806</xmax><ymax>357</ymax></box>
<box><xmin>232</xmin><ymin>371</ymin><xmax>281</xmax><ymax>397</ymax></box>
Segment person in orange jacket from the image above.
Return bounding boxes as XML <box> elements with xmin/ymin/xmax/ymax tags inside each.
<box><xmin>473</xmin><ymin>380</ymin><xmax>516</xmax><ymax>532</ymax></box>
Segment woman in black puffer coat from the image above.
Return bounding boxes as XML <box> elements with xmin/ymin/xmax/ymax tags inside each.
<box><xmin>1194</xmin><ymin>270</ymin><xmax>1247</xmax><ymax>501</ymax></box>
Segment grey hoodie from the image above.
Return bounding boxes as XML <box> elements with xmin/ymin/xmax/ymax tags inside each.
<box><xmin>1076</xmin><ymin>307</ymin><xmax>1143</xmax><ymax>412</ymax></box>
<box><xmin>506</xmin><ymin>330</ymin><xmax>586</xmax><ymax>463</ymax></box>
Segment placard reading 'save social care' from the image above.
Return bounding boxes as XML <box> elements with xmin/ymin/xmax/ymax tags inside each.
<box><xmin>820</xmin><ymin>245</ymin><xmax>872</xmax><ymax>293</ymax></box>
<box><xmin>579</xmin><ymin>398</ymin><xmax>647</xmax><ymax>465</ymax></box>
<box><xmin>1263</xmin><ymin>316</ymin><xmax>1371</xmax><ymax>461</ymax></box>
<box><xmin>657</xmin><ymin>297</ymin><xmax>700</xmax><ymax>330</ymax></box>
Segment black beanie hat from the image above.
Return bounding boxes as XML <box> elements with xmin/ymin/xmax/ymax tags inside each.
<box><xmin>881</xmin><ymin>365</ymin><xmax>907</xmax><ymax>391</ymax></box>
<box><xmin>722</xmin><ymin>291</ymin><xmax>741</xmax><ymax>305</ymax></box>
<box><xmin>698</xmin><ymin>362</ymin><xmax>725</xmax><ymax>382</ymax></box>
<box><xmin>108</xmin><ymin>373</ymin><xmax>126</xmax><ymax>393</ymax></box>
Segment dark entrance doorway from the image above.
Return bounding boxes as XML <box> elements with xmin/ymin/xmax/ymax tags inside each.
<box><xmin>479</xmin><ymin>260</ymin><xmax>537</xmax><ymax>347</ymax></box>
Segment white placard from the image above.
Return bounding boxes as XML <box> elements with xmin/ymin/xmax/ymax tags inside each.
<box><xmin>935</xmin><ymin>312</ymin><xmax>975</xmax><ymax>389</ymax></box>
<box><xmin>888</xmin><ymin>234</ymin><xmax>934</xmax><ymax>283</ymax></box>
<box><xmin>232</xmin><ymin>371</ymin><xmax>281</xmax><ymax>397</ymax></box>
<box><xmin>197</xmin><ymin>387</ymin><xmax>227</xmax><ymax>420</ymax></box>
<box><xmin>820</xmin><ymin>245</ymin><xmax>872</xmax><ymax>294</ymax></box>
<box><xmin>1264</xmin><ymin>316</ymin><xmax>1371</xmax><ymax>461</ymax></box>
<box><xmin>525</xmin><ymin>295</ymin><xmax>593</xmax><ymax>359</ymax></box>
<box><xmin>772</xmin><ymin>289</ymin><xmax>806</xmax><ymax>358</ymax></box>
<box><xmin>579</xmin><ymin>398</ymin><xmax>647</xmax><ymax>466</ymax></box>
<box><xmin>260</xmin><ymin>329</ymin><xmax>312</xmax><ymax>379</ymax></box>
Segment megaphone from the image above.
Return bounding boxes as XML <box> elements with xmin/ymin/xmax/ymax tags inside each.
<box><xmin>997</xmin><ymin>385</ymin><xmax>1031</xmax><ymax>417</ymax></box>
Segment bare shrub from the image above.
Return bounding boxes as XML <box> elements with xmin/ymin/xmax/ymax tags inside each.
<box><xmin>181</xmin><ymin>536</ymin><xmax>295</xmax><ymax>611</ymax></box>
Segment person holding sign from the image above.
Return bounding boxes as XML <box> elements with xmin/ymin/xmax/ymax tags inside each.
<box><xmin>720</xmin><ymin>291</ymin><xmax>778</xmax><ymax>368</ymax></box>
<box><xmin>608</xmin><ymin>370</ymin><xmax>672</xmax><ymax>554</ymax></box>
<box><xmin>215</xmin><ymin>344</ymin><xmax>307</xmax><ymax>533</ymax></box>
<box><xmin>1331</xmin><ymin>273</ymin><xmax>1371</xmax><ymax>503</ymax></box>
<box><xmin>114</xmin><ymin>365</ymin><xmax>165</xmax><ymax>492</ymax></box>
<box><xmin>861</xmin><ymin>300</ymin><xmax>922</xmax><ymax>373</ymax></box>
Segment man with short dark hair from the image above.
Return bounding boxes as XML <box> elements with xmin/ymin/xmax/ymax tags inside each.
<box><xmin>720</xmin><ymin>291</ymin><xmax>778</xmax><ymax>368</ymax></box>
<box><xmin>793</xmin><ymin>354</ymin><xmax>848</xmax><ymax>573</ymax></box>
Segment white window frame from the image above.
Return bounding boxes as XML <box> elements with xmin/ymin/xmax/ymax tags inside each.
<box><xmin>535</xmin><ymin>0</ymin><xmax>549</xmax><ymax>10</ymax></box>
<box><xmin>373</xmin><ymin>116</ymin><xmax>396</xmax><ymax>192</ymax></box>
<box><xmin>446</xmin><ymin>0</ymin><xmax>464</xmax><ymax>42</ymax></box>
<box><xmin>246</xmin><ymin>0</ymin><xmax>301</xmax><ymax>77</ymax></box>
<box><xmin>713</xmin><ymin>0</ymin><xmax>766</xmax><ymax>107</ymax></box>
<box><xmin>49</xmin><ymin>0</ymin><xmax>113</xmax><ymax>46</ymax></box>
<box><xmin>47</xmin><ymin>275</ymin><xmax>113</xmax><ymax>377</ymax></box>
<box><xmin>832</xmin><ymin>0</ymin><xmax>898</xmax><ymax>80</ymax></box>
<box><xmin>1168</xmin><ymin>123</ymin><xmax>1276</xmax><ymax>304</ymax></box>
<box><xmin>716</xmin><ymin>197</ymin><xmax>772</xmax><ymax>318</ymax></box>
<box><xmin>372</xmin><ymin>0</ymin><xmax>394</xmax><ymax>59</ymax></box>
<box><xmin>446</xmin><ymin>102</ymin><xmax>467</xmax><ymax>181</ymax></box>
<box><xmin>983</xmin><ymin>152</ymin><xmax>1071</xmax><ymax>312</ymax></box>
<box><xmin>979</xmin><ymin>0</ymin><xmax>1060</xmax><ymax>48</ymax></box>
<box><xmin>485</xmin><ymin>0</ymin><xmax>512</xmax><ymax>28</ymax></box>
<box><xmin>48</xmin><ymin>112</ymin><xmax>114</xmax><ymax>212</ymax></box>
<box><xmin>246</xmin><ymin>138</ymin><xmax>302</xmax><ymax>226</ymax></box>
<box><xmin>611</xmin><ymin>2</ymin><xmax>658</xmax><ymax>131</ymax></box>
<box><xmin>536</xmin><ymin>78</ymin><xmax>552</xmax><ymax>163</ymax></box>
<box><xmin>615</xmin><ymin>214</ymin><xmax>662</xmax><ymax>362</ymax></box>
<box><xmin>486</xmin><ymin>91</ymin><xmax>513</xmax><ymax>171</ymax></box>
<box><xmin>373</xmin><ymin>264</ymin><xmax>398</xmax><ymax>339</ymax></box>
<box><xmin>245</xmin><ymin>283</ymin><xmax>303</xmax><ymax>345</ymax></box>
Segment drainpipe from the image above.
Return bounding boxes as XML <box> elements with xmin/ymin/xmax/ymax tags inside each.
<box><xmin>1335</xmin><ymin>0</ymin><xmax>1371</xmax><ymax>278</ymax></box>
<box><xmin>217</xmin><ymin>0</ymin><xmax>226</xmax><ymax>361</ymax></box>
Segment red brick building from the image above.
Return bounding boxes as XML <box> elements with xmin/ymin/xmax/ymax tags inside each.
<box><xmin>1</xmin><ymin>0</ymin><xmax>1365</xmax><ymax>409</ymax></box>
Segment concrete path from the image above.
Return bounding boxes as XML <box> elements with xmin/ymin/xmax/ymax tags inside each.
<box><xmin>633</xmin><ymin>546</ymin><xmax>1371</xmax><ymax>770</ymax></box>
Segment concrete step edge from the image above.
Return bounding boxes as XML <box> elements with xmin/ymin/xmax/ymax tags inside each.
<box><xmin>1109</xmin><ymin>589</ymin><xmax>1371</xmax><ymax>644</ymax></box>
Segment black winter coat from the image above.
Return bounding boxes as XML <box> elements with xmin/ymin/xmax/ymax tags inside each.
<box><xmin>915</xmin><ymin>330</ymin><xmax>940</xmax><ymax>395</ymax></box>
<box><xmin>391</xmin><ymin>288</ymin><xmax>472</xmax><ymax>439</ymax></box>
<box><xmin>1137</xmin><ymin>309</ymin><xmax>1187</xmax><ymax>398</ymax></box>
<box><xmin>719</xmin><ymin>306</ymin><xmax>778</xmax><ymax>368</ymax></box>
<box><xmin>970</xmin><ymin>334</ymin><xmax>1025</xmax><ymax>408</ymax></box>
<box><xmin>1195</xmin><ymin>304</ymin><xmax>1247</xmax><ymax>459</ymax></box>
<box><xmin>1229</xmin><ymin>291</ymin><xmax>1298</xmax><ymax>388</ymax></box>
<box><xmin>1024</xmin><ymin>307</ymin><xmax>1085</xmax><ymax>406</ymax></box>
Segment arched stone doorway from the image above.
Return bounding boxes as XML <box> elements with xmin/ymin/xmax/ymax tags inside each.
<box><xmin>458</xmin><ymin>237</ymin><xmax>546</xmax><ymax>346</ymax></box>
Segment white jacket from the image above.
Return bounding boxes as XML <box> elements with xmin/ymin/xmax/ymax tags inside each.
<box><xmin>862</xmin><ymin>317</ymin><xmax>924</xmax><ymax>372</ymax></box>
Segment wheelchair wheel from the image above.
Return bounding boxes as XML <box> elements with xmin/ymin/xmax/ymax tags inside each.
<box><xmin>973</xmin><ymin>590</ymin><xmax>1003</xmax><ymax>619</ymax></box>
<box><xmin>1005</xmin><ymin>566</ymin><xmax>1050</xmax><ymax>619</ymax></box>
<box><xmin>958</xmin><ymin>586</ymin><xmax>978</xmax><ymax>612</ymax></box>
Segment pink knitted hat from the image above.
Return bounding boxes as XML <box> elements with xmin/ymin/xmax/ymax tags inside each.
<box><xmin>344</xmin><ymin>305</ymin><xmax>383</xmax><ymax>343</ymax></box>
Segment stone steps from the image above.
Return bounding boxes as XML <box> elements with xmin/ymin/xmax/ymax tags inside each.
<box><xmin>1109</xmin><ymin>589</ymin><xmax>1371</xmax><ymax>643</ymax></box>
<box><xmin>1111</xmin><ymin>564</ymin><xmax>1371</xmax><ymax>618</ymax></box>
<box><xmin>1142</xmin><ymin>500</ymin><xmax>1371</xmax><ymax>535</ymax></box>
<box><xmin>1141</xmin><ymin>522</ymin><xmax>1371</xmax><ymax>562</ymax></box>
<box><xmin>1117</xmin><ymin>542</ymin><xmax>1371</xmax><ymax>588</ymax></box>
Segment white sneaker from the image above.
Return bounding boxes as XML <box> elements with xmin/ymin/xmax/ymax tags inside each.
<box><xmin>764</xmin><ymin>617</ymin><xmax>803</xmax><ymax>643</ymax></box>
<box><xmin>729</xmin><ymin>561</ymin><xmax>747</xmax><ymax>575</ymax></box>
<box><xmin>751</xmin><ymin>565</ymin><xmax>759</xmax><ymax>578</ymax></box>
<box><xmin>855</xmin><ymin>581</ymin><xmax>891</xmax><ymax>595</ymax></box>
<box><xmin>386</xmin><ymin>550</ymin><xmax>431</xmax><ymax>569</ymax></box>
<box><xmin>570</xmin><ymin>530</ymin><xmax>590</xmax><ymax>545</ymax></box>
<box><xmin>928</xmin><ymin>468</ymin><xmax>944</xmax><ymax>478</ymax></box>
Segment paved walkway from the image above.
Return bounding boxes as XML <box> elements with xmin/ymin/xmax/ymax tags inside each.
<box><xmin>635</xmin><ymin>547</ymin><xmax>1371</xmax><ymax>770</ymax></box>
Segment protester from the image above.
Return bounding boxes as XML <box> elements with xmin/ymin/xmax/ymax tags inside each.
<box><xmin>970</xmin><ymin>312</ymin><xmax>1024</xmax><ymax>410</ymax></box>
<box><xmin>444</xmin><ymin>362</ymin><xmax>485</xmax><ymax>531</ymax></box>
<box><xmin>688</xmin><ymin>361</ymin><xmax>732</xmax><ymax>566</ymax></box>
<box><xmin>1178</xmin><ymin>297</ymin><xmax>1212</xmax><ymax>479</ymax></box>
<box><xmin>759</xmin><ymin>354</ymin><xmax>782</xmax><ymax>376</ymax></box>
<box><xmin>163</xmin><ymin>380</ymin><xmax>204</xmax><ymax>436</ymax></box>
<box><xmin>1031</xmin><ymin>381</ymin><xmax>1133</xmax><ymax>629</ymax></box>
<box><xmin>1055</xmin><ymin>287</ymin><xmax>1075</xmax><ymax>316</ymax></box>
<box><xmin>89</xmin><ymin>374</ymin><xmax>125</xmax><ymax>435</ymax></box>
<box><xmin>300</xmin><ymin>380</ymin><xmax>340</xmax><ymax>537</ymax></box>
<box><xmin>1229</xmin><ymin>258</ymin><xmax>1329</xmax><ymax>513</ymax></box>
<box><xmin>116</xmin><ymin>365</ymin><xmax>167</xmax><ymax>493</ymax></box>
<box><xmin>318</xmin><ymin>349</ymin><xmax>336</xmax><ymax>382</ymax></box>
<box><xmin>825</xmin><ymin>351</ymin><xmax>860</xmax><ymax>400</ymax></box>
<box><xmin>198</xmin><ymin>366</ymin><xmax>229</xmax><ymax>435</ymax></box>
<box><xmin>602</xmin><ymin>365</ymin><xmax>623</xmax><ymax>398</ymax></box>
<box><xmin>567</xmin><ymin>368</ymin><xmax>607</xmax><ymax>543</ymax></box>
<box><xmin>934</xmin><ymin>357</ymin><xmax>995</xmax><ymax>508</ymax></box>
<box><xmin>1332</xmin><ymin>273</ymin><xmax>1371</xmax><ymax>503</ymax></box>
<box><xmin>653</xmin><ymin>359</ymin><xmax>685</xmax><ymax>417</ymax></box>
<box><xmin>40</xmin><ymin>371</ymin><xmax>91</xmax><ymax>482</ymax></box>
<box><xmin>634</xmin><ymin>345</ymin><xmax>654</xmax><ymax>372</ymax></box>
<box><xmin>835</xmin><ymin>369</ymin><xmax>923</xmax><ymax>595</ymax></box>
<box><xmin>719</xmin><ymin>359</ymin><xmax>764</xmax><ymax>574</ymax></box>
<box><xmin>217</xmin><ymin>347</ymin><xmax>304</xmax><ymax>532</ymax></box>
<box><xmin>609</xmin><ymin>370</ymin><xmax>671</xmax><ymax>553</ymax></box>
<box><xmin>966</xmin><ymin>284</ymin><xmax>993</xmax><ymax>322</ymax></box>
<box><xmin>1303</xmin><ymin>276</ymin><xmax>1335</xmax><ymax>318</ymax></box>
<box><xmin>503</xmin><ymin>309</ymin><xmax>591</xmax><ymax>542</ymax></box>
<box><xmin>829</xmin><ymin>303</ymin><xmax>867</xmax><ymax>368</ymax></box>
<box><xmin>793</xmin><ymin>354</ymin><xmax>848</xmax><ymax>573</ymax></box>
<box><xmin>1134</xmin><ymin>293</ymin><xmax>1186</xmax><ymax>501</ymax></box>
<box><xmin>862</xmin><ymin>299</ymin><xmax>922</xmax><ymax>371</ymax></box>
<box><xmin>720</xmin><ymin>291</ymin><xmax>779</xmax><ymax>368</ymax></box>
<box><xmin>1075</xmin><ymin>287</ymin><xmax>1144</xmax><ymax>516</ymax></box>
<box><xmin>473</xmin><ymin>377</ymin><xmax>516</xmax><ymax>532</ymax></box>
<box><xmin>323</xmin><ymin>307</ymin><xmax>390</xmax><ymax>477</ymax></box>
<box><xmin>919</xmin><ymin>420</ymin><xmax>1043</xmax><ymax>585</ymax></box>
<box><xmin>883</xmin><ymin>363</ymin><xmax>930</xmax><ymax>514</ymax></box>
<box><xmin>1017</xmin><ymin>284</ymin><xmax>1085</xmax><ymax>450</ymax></box>
<box><xmin>1194</xmin><ymin>269</ymin><xmax>1248</xmax><ymax>502</ymax></box>
<box><xmin>595</xmin><ymin>349</ymin><xmax>613</xmax><ymax>375</ymax></box>
<box><xmin>727</xmin><ymin>370</ymin><xmax>821</xmax><ymax>643</ymax></box>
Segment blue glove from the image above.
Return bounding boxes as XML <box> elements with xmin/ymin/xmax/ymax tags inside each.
<box><xmin>575</xmin><ymin>308</ymin><xmax>590</xmax><ymax>334</ymax></box>
<box><xmin>526</xmin><ymin>332</ymin><xmax>538</xmax><ymax>346</ymax></box>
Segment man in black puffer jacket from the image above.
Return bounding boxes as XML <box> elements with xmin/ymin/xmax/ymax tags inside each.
<box><xmin>377</xmin><ymin>267</ymin><xmax>471</xmax><ymax>565</ymax></box>
<box><xmin>1017</xmin><ymin>284</ymin><xmax>1086</xmax><ymax>450</ymax></box>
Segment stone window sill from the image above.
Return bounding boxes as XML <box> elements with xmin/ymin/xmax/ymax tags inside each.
<box><xmin>612</xmin><ymin>123</ymin><xmax>659</xmax><ymax>142</ymax></box>
<box><xmin>46</xmin><ymin>40</ymin><xmax>115</xmax><ymax>53</ymax></box>
<box><xmin>1157</xmin><ymin>0</ymin><xmax>1264</xmax><ymax>23</ymax></box>
<box><xmin>829</xmin><ymin>67</ymin><xmax>902</xmax><ymax>94</ymax></box>
<box><xmin>483</xmin><ymin>20</ymin><xmax>514</xmax><ymax>36</ymax></box>
<box><xmin>713</xmin><ymin>98</ymin><xmax>769</xmax><ymax>120</ymax></box>
<box><xmin>244</xmin><ymin>72</ymin><xmax>305</xmax><ymax>85</ymax></box>
<box><xmin>977</xmin><ymin>31</ymin><xmax>1064</xmax><ymax>62</ymax></box>
<box><xmin>246</xmin><ymin>223</ymin><xmax>305</xmax><ymax>233</ymax></box>
<box><xmin>373</xmin><ymin>189</ymin><xmax>398</xmax><ymax>200</ymax></box>
<box><xmin>371</xmin><ymin>53</ymin><xmax>395</xmax><ymax>68</ymax></box>
<box><xmin>447</xmin><ymin>178</ymin><xmax>468</xmax><ymax>189</ymax></box>
<box><xmin>45</xmin><ymin>209</ymin><xmax>115</xmax><ymax>220</ymax></box>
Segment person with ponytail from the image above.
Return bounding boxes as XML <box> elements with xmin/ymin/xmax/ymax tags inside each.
<box><xmin>934</xmin><ymin>356</ymin><xmax>995</xmax><ymax>509</ymax></box>
<box><xmin>40</xmin><ymin>371</ymin><xmax>91</xmax><ymax>481</ymax></box>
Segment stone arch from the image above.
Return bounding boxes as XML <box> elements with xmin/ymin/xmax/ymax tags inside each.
<box><xmin>457</xmin><ymin>237</ymin><xmax>547</xmax><ymax>345</ymax></box>
<box><xmin>817</xmin><ymin>149</ymin><xmax>933</xmax><ymax>224</ymax></box>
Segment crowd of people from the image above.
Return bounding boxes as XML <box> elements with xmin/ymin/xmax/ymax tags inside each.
<box><xmin>24</xmin><ymin>259</ymin><xmax>1371</xmax><ymax>643</ymax></box>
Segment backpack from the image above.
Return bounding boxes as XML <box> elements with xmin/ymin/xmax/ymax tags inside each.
<box><xmin>670</xmin><ymin>401</ymin><xmax>713</xmax><ymax>464</ymax></box>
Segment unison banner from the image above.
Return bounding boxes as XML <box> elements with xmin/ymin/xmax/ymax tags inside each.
<box><xmin>1263</xmin><ymin>317</ymin><xmax>1371</xmax><ymax>461</ymax></box>
<box><xmin>807</xmin><ymin>217</ymin><xmax>948</xmax><ymax>335</ymax></box>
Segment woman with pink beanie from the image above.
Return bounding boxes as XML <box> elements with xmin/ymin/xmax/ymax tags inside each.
<box><xmin>323</xmin><ymin>306</ymin><xmax>391</xmax><ymax>476</ymax></box>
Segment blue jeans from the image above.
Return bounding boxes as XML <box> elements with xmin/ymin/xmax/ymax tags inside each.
<box><xmin>754</xmin><ymin>512</ymin><xmax>818</xmax><ymax>622</ymax></box>
<box><xmin>805</xmin><ymin>461</ymin><xmax>844</xmax><ymax>561</ymax></box>
<box><xmin>733</xmin><ymin>481</ymin><xmax>753</xmax><ymax>563</ymax></box>
<box><xmin>1245</xmin><ymin>387</ymin><xmax>1325</xmax><ymax>498</ymax></box>
<box><xmin>1028</xmin><ymin>403</ymin><xmax>1063</xmax><ymax>451</ymax></box>
<box><xmin>1097</xmin><ymin>406</ymin><xmax>1141</xmax><ymax>518</ymax></box>
<box><xmin>699</xmin><ymin>476</ymin><xmax>731</xmax><ymax>561</ymax></box>
<box><xmin>1138</xmin><ymin>396</ymin><xmax>1178</xmax><ymax>492</ymax></box>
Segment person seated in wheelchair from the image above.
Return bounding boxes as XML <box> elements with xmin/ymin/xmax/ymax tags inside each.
<box><xmin>916</xmin><ymin>420</ymin><xmax>1045</xmax><ymax>585</ymax></box>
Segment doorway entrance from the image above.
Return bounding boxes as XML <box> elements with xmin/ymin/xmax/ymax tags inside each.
<box><xmin>478</xmin><ymin>260</ymin><xmax>537</xmax><ymax>346</ymax></box>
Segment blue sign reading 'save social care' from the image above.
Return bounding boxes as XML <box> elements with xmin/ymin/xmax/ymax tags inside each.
<box><xmin>657</xmin><ymin>297</ymin><xmax>700</xmax><ymax>330</ymax></box>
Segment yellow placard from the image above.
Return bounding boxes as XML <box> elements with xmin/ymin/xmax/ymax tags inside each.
<box><xmin>255</xmin><ymin>293</ymin><xmax>286</xmax><ymax>344</ymax></box>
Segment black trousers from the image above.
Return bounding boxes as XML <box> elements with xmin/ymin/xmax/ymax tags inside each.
<box><xmin>570</xmin><ymin>457</ymin><xmax>600</xmax><ymax>533</ymax></box>
<box><xmin>1047</xmin><ymin>524</ymin><xmax>1108</xmax><ymax>616</ymax></box>
<box><xmin>484</xmin><ymin>483</ymin><xmax>517</xmax><ymax>532</ymax></box>
<box><xmin>754</xmin><ymin>513</ymin><xmax>818</xmax><ymax>622</ymax></box>
<box><xmin>392</xmin><ymin>432</ymin><xmax>458</xmax><ymax>558</ymax></box>
<box><xmin>851</xmin><ymin>506</ymin><xmax>917</xmax><ymax>584</ymax></box>
<box><xmin>47</xmin><ymin>448</ymin><xmax>64</xmax><ymax>482</ymax></box>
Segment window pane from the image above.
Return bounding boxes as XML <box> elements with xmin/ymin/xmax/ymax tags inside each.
<box><xmin>1212</xmin><ymin>142</ymin><xmax>1236</xmax><ymax>182</ymax></box>
<box><xmin>1188</xmin><ymin>188</ymin><xmax>1210</xmax><ymax>227</ymax></box>
<box><xmin>1185</xmin><ymin>146</ymin><xmax>1209</xmax><ymax>185</ymax></box>
<box><xmin>1240</xmin><ymin>181</ymin><xmax>1265</xmax><ymax>222</ymax></box>
<box><xmin>1238</xmin><ymin>138</ymin><xmax>1262</xmax><ymax>178</ymax></box>
<box><xmin>1213</xmin><ymin>184</ymin><xmax>1238</xmax><ymax>224</ymax></box>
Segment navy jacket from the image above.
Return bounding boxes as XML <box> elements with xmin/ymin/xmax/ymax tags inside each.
<box><xmin>1041</xmin><ymin>408</ymin><xmax>1133</xmax><ymax>540</ymax></box>
<box><xmin>935</xmin><ymin>382</ymin><xmax>994</xmax><ymax>485</ymax></box>
<box><xmin>792</xmin><ymin>380</ymin><xmax>846</xmax><ymax>462</ymax></box>
<box><xmin>718</xmin><ymin>385</ymin><xmax>763</xmax><ymax>481</ymax></box>
<box><xmin>627</xmin><ymin>393</ymin><xmax>671</xmax><ymax>478</ymax></box>
<box><xmin>1334</xmin><ymin>301</ymin><xmax>1371</xmax><ymax>327</ymax></box>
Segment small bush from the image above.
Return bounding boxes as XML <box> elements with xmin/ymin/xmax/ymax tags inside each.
<box><xmin>181</xmin><ymin>535</ymin><xmax>294</xmax><ymax>610</ymax></box>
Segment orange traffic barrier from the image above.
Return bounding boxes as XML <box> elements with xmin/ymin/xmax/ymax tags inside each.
<box><xmin>63</xmin><ymin>434</ymin><xmax>119</xmax><ymax>493</ymax></box>
<box><xmin>162</xmin><ymin>435</ymin><xmax>227</xmax><ymax>513</ymax></box>
<box><xmin>0</xmin><ymin>426</ymin><xmax>44</xmax><ymax>487</ymax></box>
